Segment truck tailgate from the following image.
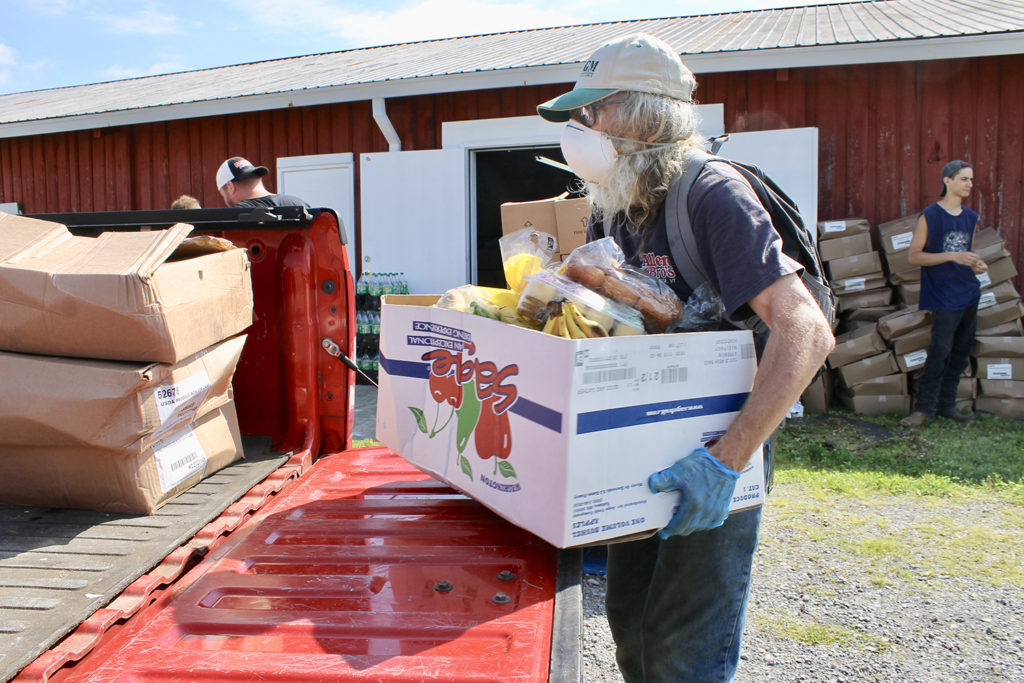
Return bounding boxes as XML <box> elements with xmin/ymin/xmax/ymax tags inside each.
<box><xmin>36</xmin><ymin>447</ymin><xmax>563</xmax><ymax>682</ymax></box>
<box><xmin>3</xmin><ymin>438</ymin><xmax>290</xmax><ymax>682</ymax></box>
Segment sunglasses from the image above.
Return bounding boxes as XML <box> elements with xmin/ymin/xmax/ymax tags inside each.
<box><xmin>571</xmin><ymin>98</ymin><xmax>628</xmax><ymax>128</ymax></box>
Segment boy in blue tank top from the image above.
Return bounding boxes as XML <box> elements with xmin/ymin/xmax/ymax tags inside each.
<box><xmin>901</xmin><ymin>160</ymin><xmax>987</xmax><ymax>427</ymax></box>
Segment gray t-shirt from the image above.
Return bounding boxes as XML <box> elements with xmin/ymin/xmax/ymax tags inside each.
<box><xmin>587</xmin><ymin>161</ymin><xmax>800</xmax><ymax>321</ymax></box>
<box><xmin>235</xmin><ymin>194</ymin><xmax>310</xmax><ymax>209</ymax></box>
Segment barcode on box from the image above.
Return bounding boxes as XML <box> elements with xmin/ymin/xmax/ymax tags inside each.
<box><xmin>582</xmin><ymin>368</ymin><xmax>637</xmax><ymax>385</ymax></box>
<box><xmin>741</xmin><ymin>344</ymin><xmax>755</xmax><ymax>360</ymax></box>
<box><xmin>660</xmin><ymin>367</ymin><xmax>688</xmax><ymax>384</ymax></box>
<box><xmin>154</xmin><ymin>426</ymin><xmax>208</xmax><ymax>492</ymax></box>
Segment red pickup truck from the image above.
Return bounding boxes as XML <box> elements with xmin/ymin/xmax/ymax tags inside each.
<box><xmin>6</xmin><ymin>207</ymin><xmax>579</xmax><ymax>682</ymax></box>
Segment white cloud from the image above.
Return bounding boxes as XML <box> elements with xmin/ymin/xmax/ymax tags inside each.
<box><xmin>0</xmin><ymin>44</ymin><xmax>16</xmax><ymax>66</ymax></box>
<box><xmin>95</xmin><ymin>8</ymin><xmax>184</xmax><ymax>36</ymax></box>
<box><xmin>238</xmin><ymin>0</ymin><xmax>578</xmax><ymax>47</ymax></box>
<box><xmin>23</xmin><ymin>0</ymin><xmax>82</xmax><ymax>16</ymax></box>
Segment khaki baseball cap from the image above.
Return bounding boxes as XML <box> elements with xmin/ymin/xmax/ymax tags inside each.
<box><xmin>537</xmin><ymin>33</ymin><xmax>695</xmax><ymax>122</ymax></box>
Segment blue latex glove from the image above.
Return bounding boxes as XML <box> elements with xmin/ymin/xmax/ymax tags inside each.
<box><xmin>648</xmin><ymin>447</ymin><xmax>740</xmax><ymax>539</ymax></box>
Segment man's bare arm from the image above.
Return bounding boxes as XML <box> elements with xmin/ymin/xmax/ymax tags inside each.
<box><xmin>707</xmin><ymin>273</ymin><xmax>835</xmax><ymax>472</ymax></box>
<box><xmin>907</xmin><ymin>215</ymin><xmax>987</xmax><ymax>272</ymax></box>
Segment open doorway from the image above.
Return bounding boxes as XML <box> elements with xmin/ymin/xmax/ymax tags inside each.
<box><xmin>473</xmin><ymin>146</ymin><xmax>580</xmax><ymax>287</ymax></box>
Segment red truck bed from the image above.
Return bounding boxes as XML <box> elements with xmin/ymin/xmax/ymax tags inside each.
<box><xmin>10</xmin><ymin>208</ymin><xmax>578</xmax><ymax>682</ymax></box>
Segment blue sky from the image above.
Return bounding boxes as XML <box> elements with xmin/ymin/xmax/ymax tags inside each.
<box><xmin>0</xmin><ymin>0</ymin><xmax>848</xmax><ymax>95</ymax></box>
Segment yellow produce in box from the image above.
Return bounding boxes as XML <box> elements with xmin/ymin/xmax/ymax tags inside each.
<box><xmin>503</xmin><ymin>253</ymin><xmax>545</xmax><ymax>294</ymax></box>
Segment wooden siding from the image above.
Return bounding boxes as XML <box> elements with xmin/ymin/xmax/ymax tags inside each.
<box><xmin>1</xmin><ymin>56</ymin><xmax>1021</xmax><ymax>277</ymax></box>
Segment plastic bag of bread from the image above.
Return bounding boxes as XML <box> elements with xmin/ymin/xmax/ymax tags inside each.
<box><xmin>499</xmin><ymin>228</ymin><xmax>559</xmax><ymax>294</ymax></box>
<box><xmin>517</xmin><ymin>269</ymin><xmax>645</xmax><ymax>336</ymax></box>
<box><xmin>561</xmin><ymin>237</ymin><xmax>684</xmax><ymax>333</ymax></box>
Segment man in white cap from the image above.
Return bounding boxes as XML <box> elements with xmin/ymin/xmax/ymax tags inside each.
<box><xmin>215</xmin><ymin>156</ymin><xmax>309</xmax><ymax>209</ymax></box>
<box><xmin>538</xmin><ymin>34</ymin><xmax>834</xmax><ymax>681</ymax></box>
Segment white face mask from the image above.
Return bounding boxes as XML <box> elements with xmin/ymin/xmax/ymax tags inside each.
<box><xmin>560</xmin><ymin>121</ymin><xmax>619</xmax><ymax>185</ymax></box>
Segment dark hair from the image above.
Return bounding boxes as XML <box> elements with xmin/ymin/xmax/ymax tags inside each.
<box><xmin>940</xmin><ymin>160</ymin><xmax>972</xmax><ymax>196</ymax></box>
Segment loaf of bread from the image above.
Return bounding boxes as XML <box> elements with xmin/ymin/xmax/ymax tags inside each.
<box><xmin>563</xmin><ymin>261</ymin><xmax>683</xmax><ymax>333</ymax></box>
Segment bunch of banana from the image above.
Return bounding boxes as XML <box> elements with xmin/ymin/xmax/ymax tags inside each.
<box><xmin>541</xmin><ymin>302</ymin><xmax>611</xmax><ymax>338</ymax></box>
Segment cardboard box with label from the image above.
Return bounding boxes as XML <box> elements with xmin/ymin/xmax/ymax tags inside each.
<box><xmin>839</xmin><ymin>393</ymin><xmax>910</xmax><ymax>415</ymax></box>
<box><xmin>977</xmin><ymin>257</ymin><xmax>1018</xmax><ymax>290</ymax></box>
<box><xmin>0</xmin><ymin>213</ymin><xmax>253</xmax><ymax>363</ymax></box>
<box><xmin>976</xmin><ymin>396</ymin><xmax>1024</xmax><ymax>420</ymax></box>
<box><xmin>819</xmin><ymin>232</ymin><xmax>873</xmax><ymax>262</ymax></box>
<box><xmin>0</xmin><ymin>336</ymin><xmax>245</xmax><ymax>448</ymax></box>
<box><xmin>877</xmin><ymin>307</ymin><xmax>930</xmax><ymax>341</ymax></box>
<box><xmin>977</xmin><ymin>300</ymin><xmax>1024</xmax><ymax>331</ymax></box>
<box><xmin>826</xmin><ymin>251</ymin><xmax>883</xmax><ymax>281</ymax></box>
<box><xmin>877</xmin><ymin>215</ymin><xmax>918</xmax><ymax>254</ymax></box>
<box><xmin>0</xmin><ymin>401</ymin><xmax>243</xmax><ymax>514</ymax></box>
<box><xmin>975</xmin><ymin>357</ymin><xmax>1024</xmax><ymax>381</ymax></box>
<box><xmin>977</xmin><ymin>319</ymin><xmax>1023</xmax><ymax>337</ymax></box>
<box><xmin>376</xmin><ymin>295</ymin><xmax>764</xmax><ymax>548</ymax></box>
<box><xmin>817</xmin><ymin>218</ymin><xmax>870</xmax><ymax>242</ymax></box>
<box><xmin>500</xmin><ymin>195</ymin><xmax>590</xmax><ymax>256</ymax></box>
<box><xmin>837</xmin><ymin>287</ymin><xmax>893</xmax><ymax>313</ymax></box>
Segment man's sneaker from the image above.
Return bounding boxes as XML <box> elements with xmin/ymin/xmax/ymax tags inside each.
<box><xmin>900</xmin><ymin>411</ymin><xmax>933</xmax><ymax>428</ymax></box>
<box><xmin>937</xmin><ymin>408</ymin><xmax>974</xmax><ymax>424</ymax></box>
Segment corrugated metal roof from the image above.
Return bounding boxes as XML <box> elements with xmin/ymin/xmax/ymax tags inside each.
<box><xmin>1</xmin><ymin>0</ymin><xmax>1022</xmax><ymax>127</ymax></box>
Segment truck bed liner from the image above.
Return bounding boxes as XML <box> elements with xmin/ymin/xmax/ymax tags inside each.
<box><xmin>38</xmin><ymin>446</ymin><xmax>563</xmax><ymax>682</ymax></box>
<box><xmin>2</xmin><ymin>437</ymin><xmax>290</xmax><ymax>682</ymax></box>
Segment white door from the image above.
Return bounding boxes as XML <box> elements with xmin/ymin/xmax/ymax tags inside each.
<box><xmin>277</xmin><ymin>153</ymin><xmax>357</xmax><ymax>274</ymax></box>
<box><xmin>714</xmin><ymin>128</ymin><xmax>819</xmax><ymax>243</ymax></box>
<box><xmin>360</xmin><ymin>148</ymin><xmax>468</xmax><ymax>295</ymax></box>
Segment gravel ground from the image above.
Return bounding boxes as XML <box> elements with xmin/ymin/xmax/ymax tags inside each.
<box><xmin>581</xmin><ymin>494</ymin><xmax>1024</xmax><ymax>682</ymax></box>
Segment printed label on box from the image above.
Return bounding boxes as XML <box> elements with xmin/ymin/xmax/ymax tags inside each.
<box><xmin>824</xmin><ymin>221</ymin><xmax>847</xmax><ymax>233</ymax></box>
<box><xmin>987</xmin><ymin>363</ymin><xmax>1013</xmax><ymax>380</ymax></box>
<box><xmin>978</xmin><ymin>292</ymin><xmax>997</xmax><ymax>310</ymax></box>
<box><xmin>890</xmin><ymin>232</ymin><xmax>914</xmax><ymax>251</ymax></box>
<box><xmin>842</xmin><ymin>277</ymin><xmax>866</xmax><ymax>292</ymax></box>
<box><xmin>152</xmin><ymin>369</ymin><xmax>212</xmax><ymax>438</ymax></box>
<box><xmin>903</xmin><ymin>349</ymin><xmax>928</xmax><ymax>369</ymax></box>
<box><xmin>153</xmin><ymin>425</ymin><xmax>208</xmax><ymax>492</ymax></box>
<box><xmin>977</xmin><ymin>272</ymin><xmax>992</xmax><ymax>288</ymax></box>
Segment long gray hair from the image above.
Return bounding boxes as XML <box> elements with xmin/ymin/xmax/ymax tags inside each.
<box><xmin>583</xmin><ymin>91</ymin><xmax>704</xmax><ymax>228</ymax></box>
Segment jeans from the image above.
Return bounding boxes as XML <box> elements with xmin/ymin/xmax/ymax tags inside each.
<box><xmin>914</xmin><ymin>305</ymin><xmax>978</xmax><ymax>414</ymax></box>
<box><xmin>605</xmin><ymin>506</ymin><xmax>762</xmax><ymax>682</ymax></box>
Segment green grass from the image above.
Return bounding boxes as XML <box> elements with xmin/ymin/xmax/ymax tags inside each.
<box><xmin>352</xmin><ymin>438</ymin><xmax>380</xmax><ymax>448</ymax></box>
<box><xmin>778</xmin><ymin>410</ymin><xmax>1024</xmax><ymax>502</ymax></box>
<box><xmin>767</xmin><ymin>409</ymin><xmax>1024</xmax><ymax>592</ymax></box>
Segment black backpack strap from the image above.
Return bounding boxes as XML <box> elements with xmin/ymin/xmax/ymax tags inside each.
<box><xmin>665</xmin><ymin>149</ymin><xmax>712</xmax><ymax>292</ymax></box>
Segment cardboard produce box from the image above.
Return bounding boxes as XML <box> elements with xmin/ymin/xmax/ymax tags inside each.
<box><xmin>0</xmin><ymin>401</ymin><xmax>243</xmax><ymax>514</ymax></box>
<box><xmin>832</xmin><ymin>272</ymin><xmax>888</xmax><ymax>295</ymax></box>
<box><xmin>973</xmin><ymin>336</ymin><xmax>1024</xmax><ymax>357</ymax></box>
<box><xmin>844</xmin><ymin>373</ymin><xmax>907</xmax><ymax>397</ymax></box>
<box><xmin>877</xmin><ymin>215</ymin><xmax>918</xmax><ymax>254</ymax></box>
<box><xmin>843</xmin><ymin>305</ymin><xmax>898</xmax><ymax>323</ymax></box>
<box><xmin>977</xmin><ymin>280</ymin><xmax>1020</xmax><ymax>310</ymax></box>
<box><xmin>0</xmin><ymin>336</ymin><xmax>245</xmax><ymax>447</ymax></box>
<box><xmin>975</xmin><ymin>357</ymin><xmax>1024</xmax><ymax>381</ymax></box>
<box><xmin>817</xmin><ymin>217</ymin><xmax>870</xmax><ymax>242</ymax></box>
<box><xmin>0</xmin><ymin>213</ymin><xmax>253</xmax><ymax>363</ymax></box>
<box><xmin>973</xmin><ymin>228</ymin><xmax>1009</xmax><ymax>264</ymax></box>
<box><xmin>877</xmin><ymin>307</ymin><xmax>930</xmax><ymax>340</ymax></box>
<box><xmin>976</xmin><ymin>396</ymin><xmax>1024</xmax><ymax>420</ymax></box>
<box><xmin>895</xmin><ymin>282</ymin><xmax>920</xmax><ymax>307</ymax></box>
<box><xmin>978</xmin><ymin>379</ymin><xmax>1024</xmax><ymax>399</ymax></box>
<box><xmin>896</xmin><ymin>347</ymin><xmax>928</xmax><ymax>374</ymax></box>
<box><xmin>836</xmin><ymin>351</ymin><xmax>899</xmax><ymax>387</ymax></box>
<box><xmin>977</xmin><ymin>319</ymin><xmax>1023</xmax><ymax>337</ymax></box>
<box><xmin>827</xmin><ymin>325</ymin><xmax>887</xmax><ymax>369</ymax></box>
<box><xmin>958</xmin><ymin>376</ymin><xmax>977</xmax><ymax>400</ymax></box>
<box><xmin>800</xmin><ymin>370</ymin><xmax>833</xmax><ymax>414</ymax></box>
<box><xmin>977</xmin><ymin>257</ymin><xmax>1017</xmax><ymax>289</ymax></box>
<box><xmin>826</xmin><ymin>251</ymin><xmax>883</xmax><ymax>280</ymax></box>
<box><xmin>837</xmin><ymin>287</ymin><xmax>892</xmax><ymax>312</ymax></box>
<box><xmin>977</xmin><ymin>300</ymin><xmax>1024</xmax><ymax>330</ymax></box>
<box><xmin>500</xmin><ymin>195</ymin><xmax>590</xmax><ymax>255</ymax></box>
<box><xmin>892</xmin><ymin>326</ymin><xmax>932</xmax><ymax>357</ymax></box>
<box><xmin>818</xmin><ymin>232</ymin><xmax>873</xmax><ymax>262</ymax></box>
<box><xmin>376</xmin><ymin>295</ymin><xmax>764</xmax><ymax>548</ymax></box>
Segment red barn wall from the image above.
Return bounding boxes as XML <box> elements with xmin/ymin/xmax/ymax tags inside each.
<box><xmin>1</xmin><ymin>54</ymin><xmax>1021</xmax><ymax>275</ymax></box>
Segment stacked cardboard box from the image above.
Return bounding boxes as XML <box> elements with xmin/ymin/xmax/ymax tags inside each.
<box><xmin>877</xmin><ymin>215</ymin><xmax>921</xmax><ymax>307</ymax></box>
<box><xmin>827</xmin><ymin>324</ymin><xmax>906</xmax><ymax>415</ymax></box>
<box><xmin>967</xmin><ymin>229</ymin><xmax>1024</xmax><ymax>419</ymax></box>
<box><xmin>818</xmin><ymin>218</ymin><xmax>893</xmax><ymax>319</ymax></box>
<box><xmin>0</xmin><ymin>213</ymin><xmax>254</xmax><ymax>513</ymax></box>
<box><xmin>500</xmin><ymin>194</ymin><xmax>590</xmax><ymax>260</ymax></box>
